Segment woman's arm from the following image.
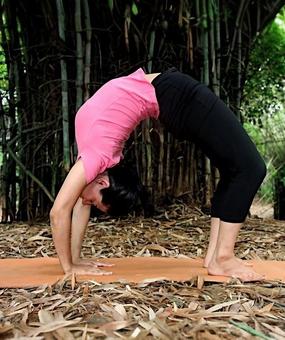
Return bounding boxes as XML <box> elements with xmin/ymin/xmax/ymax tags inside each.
<box><xmin>50</xmin><ymin>160</ymin><xmax>112</xmax><ymax>275</ymax></box>
<box><xmin>50</xmin><ymin>160</ymin><xmax>87</xmax><ymax>273</ymax></box>
<box><xmin>71</xmin><ymin>197</ymin><xmax>113</xmax><ymax>269</ymax></box>
<box><xmin>71</xmin><ymin>197</ymin><xmax>91</xmax><ymax>263</ymax></box>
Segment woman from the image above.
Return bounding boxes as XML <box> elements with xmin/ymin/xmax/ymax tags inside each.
<box><xmin>50</xmin><ymin>68</ymin><xmax>266</xmax><ymax>281</ymax></box>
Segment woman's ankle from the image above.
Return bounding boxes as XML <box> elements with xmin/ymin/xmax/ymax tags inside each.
<box><xmin>212</xmin><ymin>252</ymin><xmax>235</xmax><ymax>263</ymax></box>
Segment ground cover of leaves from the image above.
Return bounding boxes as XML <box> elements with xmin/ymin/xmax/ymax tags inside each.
<box><xmin>0</xmin><ymin>203</ymin><xmax>285</xmax><ymax>339</ymax></box>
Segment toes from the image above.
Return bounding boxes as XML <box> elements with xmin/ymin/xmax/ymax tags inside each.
<box><xmin>230</xmin><ymin>266</ymin><xmax>264</xmax><ymax>281</ymax></box>
<box><xmin>232</xmin><ymin>272</ymin><xmax>264</xmax><ymax>282</ymax></box>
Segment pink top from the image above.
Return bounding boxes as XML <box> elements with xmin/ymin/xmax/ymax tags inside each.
<box><xmin>75</xmin><ymin>68</ymin><xmax>159</xmax><ymax>183</ymax></box>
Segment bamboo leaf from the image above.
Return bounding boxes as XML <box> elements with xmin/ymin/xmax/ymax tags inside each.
<box><xmin>107</xmin><ymin>0</ymin><xmax>113</xmax><ymax>11</ymax></box>
<box><xmin>230</xmin><ymin>320</ymin><xmax>272</xmax><ymax>340</ymax></box>
<box><xmin>98</xmin><ymin>320</ymin><xmax>134</xmax><ymax>331</ymax></box>
<box><xmin>131</xmin><ymin>3</ymin><xmax>138</xmax><ymax>16</ymax></box>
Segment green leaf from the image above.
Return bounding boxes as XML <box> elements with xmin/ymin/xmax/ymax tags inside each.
<box><xmin>107</xmin><ymin>0</ymin><xmax>113</xmax><ymax>11</ymax></box>
<box><xmin>131</xmin><ymin>3</ymin><xmax>138</xmax><ymax>16</ymax></box>
<box><xmin>230</xmin><ymin>321</ymin><xmax>271</xmax><ymax>340</ymax></box>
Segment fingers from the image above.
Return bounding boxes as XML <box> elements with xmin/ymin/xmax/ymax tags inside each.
<box><xmin>70</xmin><ymin>264</ymin><xmax>113</xmax><ymax>276</ymax></box>
<box><xmin>94</xmin><ymin>262</ymin><xmax>114</xmax><ymax>267</ymax></box>
<box><xmin>79</xmin><ymin>269</ymin><xmax>113</xmax><ymax>275</ymax></box>
<box><xmin>82</xmin><ymin>268</ymin><xmax>113</xmax><ymax>275</ymax></box>
<box><xmin>84</xmin><ymin>261</ymin><xmax>114</xmax><ymax>267</ymax></box>
<box><xmin>76</xmin><ymin>259</ymin><xmax>114</xmax><ymax>267</ymax></box>
<box><xmin>91</xmin><ymin>269</ymin><xmax>113</xmax><ymax>276</ymax></box>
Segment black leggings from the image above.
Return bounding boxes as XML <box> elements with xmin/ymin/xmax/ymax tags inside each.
<box><xmin>152</xmin><ymin>69</ymin><xmax>266</xmax><ymax>223</ymax></box>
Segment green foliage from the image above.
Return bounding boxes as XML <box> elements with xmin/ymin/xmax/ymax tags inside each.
<box><xmin>243</xmin><ymin>8</ymin><xmax>285</xmax><ymax>125</ymax></box>
<box><xmin>107</xmin><ymin>0</ymin><xmax>113</xmax><ymax>12</ymax></box>
<box><xmin>0</xmin><ymin>43</ymin><xmax>8</xmax><ymax>90</ymax></box>
<box><xmin>131</xmin><ymin>3</ymin><xmax>138</xmax><ymax>16</ymax></box>
<box><xmin>243</xmin><ymin>7</ymin><xmax>285</xmax><ymax>203</ymax></box>
<box><xmin>244</xmin><ymin>110</ymin><xmax>285</xmax><ymax>202</ymax></box>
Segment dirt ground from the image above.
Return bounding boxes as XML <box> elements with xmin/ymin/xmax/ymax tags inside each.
<box><xmin>0</xmin><ymin>203</ymin><xmax>285</xmax><ymax>339</ymax></box>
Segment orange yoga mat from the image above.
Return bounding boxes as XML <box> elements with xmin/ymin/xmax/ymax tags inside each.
<box><xmin>0</xmin><ymin>257</ymin><xmax>285</xmax><ymax>288</ymax></box>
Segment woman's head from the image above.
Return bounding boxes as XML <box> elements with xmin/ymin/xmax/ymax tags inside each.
<box><xmin>80</xmin><ymin>173</ymin><xmax>110</xmax><ymax>213</ymax></box>
<box><xmin>81</xmin><ymin>164</ymin><xmax>152</xmax><ymax>216</ymax></box>
<box><xmin>101</xmin><ymin>165</ymin><xmax>142</xmax><ymax>216</ymax></box>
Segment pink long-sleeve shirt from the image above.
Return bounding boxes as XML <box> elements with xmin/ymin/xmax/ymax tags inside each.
<box><xmin>75</xmin><ymin>68</ymin><xmax>159</xmax><ymax>183</ymax></box>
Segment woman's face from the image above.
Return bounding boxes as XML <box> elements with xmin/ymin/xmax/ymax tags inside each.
<box><xmin>80</xmin><ymin>176</ymin><xmax>110</xmax><ymax>213</ymax></box>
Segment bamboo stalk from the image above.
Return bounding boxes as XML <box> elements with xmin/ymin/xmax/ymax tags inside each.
<box><xmin>201</xmin><ymin>0</ymin><xmax>211</xmax><ymax>207</ymax></box>
<box><xmin>215</xmin><ymin>0</ymin><xmax>221</xmax><ymax>97</ymax></box>
<box><xmin>141</xmin><ymin>122</ymin><xmax>146</xmax><ymax>186</ymax></box>
<box><xmin>147</xmin><ymin>30</ymin><xmax>155</xmax><ymax>73</ymax></box>
<box><xmin>134</xmin><ymin>129</ymin><xmax>141</xmax><ymax>179</ymax></box>
<box><xmin>56</xmin><ymin>0</ymin><xmax>70</xmax><ymax>172</ymax></box>
<box><xmin>225</xmin><ymin>0</ymin><xmax>248</xmax><ymax>76</ymax></box>
<box><xmin>259</xmin><ymin>0</ymin><xmax>285</xmax><ymax>32</ymax></box>
<box><xmin>75</xmin><ymin>0</ymin><xmax>83</xmax><ymax>110</ymax></box>
<box><xmin>124</xmin><ymin>4</ymin><xmax>131</xmax><ymax>51</ymax></box>
<box><xmin>213</xmin><ymin>0</ymin><xmax>221</xmax><ymax>188</ymax></box>
<box><xmin>83</xmin><ymin>0</ymin><xmax>91</xmax><ymax>101</ymax></box>
<box><xmin>171</xmin><ymin>139</ymin><xmax>179</xmax><ymax>195</ymax></box>
<box><xmin>157</xmin><ymin>125</ymin><xmax>165</xmax><ymax>197</ymax></box>
<box><xmin>187</xmin><ymin>17</ymin><xmax>194</xmax><ymax>69</ymax></box>
<box><xmin>208</xmin><ymin>0</ymin><xmax>218</xmax><ymax>95</ymax></box>
<box><xmin>165</xmin><ymin>133</ymin><xmax>171</xmax><ymax>194</ymax></box>
<box><xmin>236</xmin><ymin>27</ymin><xmax>242</xmax><ymax>121</ymax></box>
<box><xmin>0</xmin><ymin>93</ymin><xmax>8</xmax><ymax>222</ymax></box>
<box><xmin>3</xmin><ymin>2</ymin><xmax>17</xmax><ymax>220</ymax></box>
<box><xmin>0</xmin><ymin>9</ymin><xmax>8</xmax><ymax>215</ymax></box>
<box><xmin>189</xmin><ymin>144</ymin><xmax>195</xmax><ymax>196</ymax></box>
<box><xmin>6</xmin><ymin>143</ymin><xmax>54</xmax><ymax>202</ymax></box>
<box><xmin>144</xmin><ymin>120</ymin><xmax>153</xmax><ymax>195</ymax></box>
<box><xmin>177</xmin><ymin>156</ymin><xmax>183</xmax><ymax>196</ymax></box>
<box><xmin>184</xmin><ymin>142</ymin><xmax>190</xmax><ymax>190</ymax></box>
<box><xmin>195</xmin><ymin>0</ymin><xmax>201</xmax><ymax>54</ymax></box>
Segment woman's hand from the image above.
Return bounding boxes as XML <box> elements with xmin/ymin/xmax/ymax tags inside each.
<box><xmin>73</xmin><ymin>258</ymin><xmax>114</xmax><ymax>268</ymax></box>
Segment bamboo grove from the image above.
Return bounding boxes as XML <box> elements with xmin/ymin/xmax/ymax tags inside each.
<box><xmin>0</xmin><ymin>0</ymin><xmax>284</xmax><ymax>221</ymax></box>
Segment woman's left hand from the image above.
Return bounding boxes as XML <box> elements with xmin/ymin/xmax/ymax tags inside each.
<box><xmin>73</xmin><ymin>258</ymin><xmax>114</xmax><ymax>267</ymax></box>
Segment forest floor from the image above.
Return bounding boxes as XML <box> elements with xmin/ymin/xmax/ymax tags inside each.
<box><xmin>0</xmin><ymin>202</ymin><xmax>285</xmax><ymax>339</ymax></box>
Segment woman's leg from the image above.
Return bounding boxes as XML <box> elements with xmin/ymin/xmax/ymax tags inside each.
<box><xmin>196</xmin><ymin>99</ymin><xmax>266</xmax><ymax>281</ymax></box>
<box><xmin>207</xmin><ymin>221</ymin><xmax>264</xmax><ymax>281</ymax></box>
<box><xmin>204</xmin><ymin>217</ymin><xmax>254</xmax><ymax>268</ymax></box>
<box><xmin>204</xmin><ymin>217</ymin><xmax>220</xmax><ymax>267</ymax></box>
<box><xmin>153</xmin><ymin>71</ymin><xmax>266</xmax><ymax>280</ymax></box>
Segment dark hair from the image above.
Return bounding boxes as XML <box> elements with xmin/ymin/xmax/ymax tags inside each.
<box><xmin>100</xmin><ymin>165</ymin><xmax>143</xmax><ymax>216</ymax></box>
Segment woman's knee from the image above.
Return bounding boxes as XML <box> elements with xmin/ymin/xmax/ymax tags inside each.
<box><xmin>257</xmin><ymin>158</ymin><xmax>267</xmax><ymax>182</ymax></box>
<box><xmin>245</xmin><ymin>156</ymin><xmax>267</xmax><ymax>187</ymax></box>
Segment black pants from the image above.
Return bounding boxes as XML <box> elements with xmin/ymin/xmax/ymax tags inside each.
<box><xmin>152</xmin><ymin>69</ymin><xmax>266</xmax><ymax>223</ymax></box>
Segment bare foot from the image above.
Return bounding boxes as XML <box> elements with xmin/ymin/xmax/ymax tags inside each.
<box><xmin>208</xmin><ymin>256</ymin><xmax>264</xmax><ymax>282</ymax></box>
<box><xmin>204</xmin><ymin>256</ymin><xmax>252</xmax><ymax>268</ymax></box>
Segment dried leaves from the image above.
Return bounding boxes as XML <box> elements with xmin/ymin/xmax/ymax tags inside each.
<box><xmin>0</xmin><ymin>205</ymin><xmax>285</xmax><ymax>338</ymax></box>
